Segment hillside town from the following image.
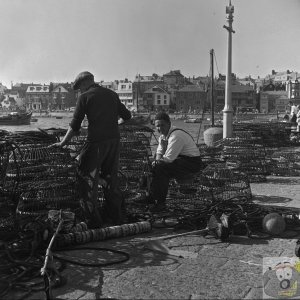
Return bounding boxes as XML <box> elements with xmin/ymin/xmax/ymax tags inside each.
<box><xmin>0</xmin><ymin>69</ymin><xmax>299</xmax><ymax>114</ymax></box>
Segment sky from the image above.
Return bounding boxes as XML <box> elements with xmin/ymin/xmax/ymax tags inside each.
<box><xmin>0</xmin><ymin>0</ymin><xmax>300</xmax><ymax>88</ymax></box>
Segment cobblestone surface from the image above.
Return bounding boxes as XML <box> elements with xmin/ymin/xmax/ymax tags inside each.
<box><xmin>7</xmin><ymin>175</ymin><xmax>300</xmax><ymax>300</ymax></box>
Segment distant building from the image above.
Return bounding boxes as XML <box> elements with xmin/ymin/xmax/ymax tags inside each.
<box><xmin>143</xmin><ymin>85</ymin><xmax>170</xmax><ymax>111</ymax></box>
<box><xmin>287</xmin><ymin>78</ymin><xmax>300</xmax><ymax>104</ymax></box>
<box><xmin>100</xmin><ymin>81</ymin><xmax>118</xmax><ymax>90</ymax></box>
<box><xmin>132</xmin><ymin>74</ymin><xmax>164</xmax><ymax>111</ymax></box>
<box><xmin>163</xmin><ymin>70</ymin><xmax>185</xmax><ymax>88</ymax></box>
<box><xmin>51</xmin><ymin>84</ymin><xmax>69</xmax><ymax>110</ymax></box>
<box><xmin>260</xmin><ymin>91</ymin><xmax>289</xmax><ymax>113</ymax></box>
<box><xmin>25</xmin><ymin>84</ymin><xmax>50</xmax><ymax>111</ymax></box>
<box><xmin>175</xmin><ymin>85</ymin><xmax>206</xmax><ymax>113</ymax></box>
<box><xmin>213</xmin><ymin>76</ymin><xmax>256</xmax><ymax>112</ymax></box>
<box><xmin>115</xmin><ymin>81</ymin><xmax>134</xmax><ymax>110</ymax></box>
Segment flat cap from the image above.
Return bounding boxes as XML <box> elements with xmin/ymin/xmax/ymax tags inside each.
<box><xmin>73</xmin><ymin>71</ymin><xmax>94</xmax><ymax>90</ymax></box>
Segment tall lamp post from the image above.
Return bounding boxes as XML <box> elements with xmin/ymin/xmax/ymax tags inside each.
<box><xmin>223</xmin><ymin>0</ymin><xmax>235</xmax><ymax>138</ymax></box>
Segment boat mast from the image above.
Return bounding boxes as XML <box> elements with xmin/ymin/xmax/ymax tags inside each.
<box><xmin>210</xmin><ymin>49</ymin><xmax>215</xmax><ymax>127</ymax></box>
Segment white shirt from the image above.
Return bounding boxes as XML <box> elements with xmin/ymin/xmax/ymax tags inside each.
<box><xmin>291</xmin><ymin>105</ymin><xmax>298</xmax><ymax>116</ymax></box>
<box><xmin>156</xmin><ymin>126</ymin><xmax>200</xmax><ymax>163</ymax></box>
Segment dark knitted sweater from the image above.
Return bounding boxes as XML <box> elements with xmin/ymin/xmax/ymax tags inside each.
<box><xmin>70</xmin><ymin>84</ymin><xmax>131</xmax><ymax>142</ymax></box>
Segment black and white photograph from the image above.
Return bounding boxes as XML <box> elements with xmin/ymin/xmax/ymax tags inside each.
<box><xmin>1</xmin><ymin>0</ymin><xmax>300</xmax><ymax>299</ymax></box>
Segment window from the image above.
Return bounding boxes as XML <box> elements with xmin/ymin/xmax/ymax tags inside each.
<box><xmin>121</xmin><ymin>85</ymin><xmax>126</xmax><ymax>89</ymax></box>
<box><xmin>164</xmin><ymin>95</ymin><xmax>167</xmax><ymax>99</ymax></box>
<box><xmin>157</xmin><ymin>100</ymin><xmax>161</xmax><ymax>105</ymax></box>
<box><xmin>157</xmin><ymin>95</ymin><xmax>161</xmax><ymax>100</ymax></box>
<box><xmin>164</xmin><ymin>100</ymin><xmax>167</xmax><ymax>104</ymax></box>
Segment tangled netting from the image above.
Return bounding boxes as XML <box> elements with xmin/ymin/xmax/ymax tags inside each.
<box><xmin>0</xmin><ymin>130</ymin><xmax>80</xmax><ymax>236</ymax></box>
<box><xmin>118</xmin><ymin>124</ymin><xmax>154</xmax><ymax>210</ymax></box>
<box><xmin>2</xmin><ymin>121</ymin><xmax>300</xmax><ymax>299</ymax></box>
<box><xmin>199</xmin><ymin>122</ymin><xmax>300</xmax><ymax>182</ymax></box>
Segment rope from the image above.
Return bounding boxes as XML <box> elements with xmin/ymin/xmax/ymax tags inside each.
<box><xmin>53</xmin><ymin>246</ymin><xmax>130</xmax><ymax>267</ymax></box>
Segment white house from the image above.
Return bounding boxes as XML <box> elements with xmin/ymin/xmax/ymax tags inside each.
<box><xmin>115</xmin><ymin>81</ymin><xmax>133</xmax><ymax>110</ymax></box>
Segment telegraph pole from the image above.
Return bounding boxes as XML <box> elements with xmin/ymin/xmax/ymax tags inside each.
<box><xmin>223</xmin><ymin>0</ymin><xmax>235</xmax><ymax>138</ymax></box>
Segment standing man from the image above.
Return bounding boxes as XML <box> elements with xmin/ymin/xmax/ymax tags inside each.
<box><xmin>149</xmin><ymin>112</ymin><xmax>205</xmax><ymax>212</ymax></box>
<box><xmin>52</xmin><ymin>71</ymin><xmax>131</xmax><ymax>228</ymax></box>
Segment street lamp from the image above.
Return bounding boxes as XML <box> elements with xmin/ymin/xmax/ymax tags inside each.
<box><xmin>223</xmin><ymin>0</ymin><xmax>235</xmax><ymax>138</ymax></box>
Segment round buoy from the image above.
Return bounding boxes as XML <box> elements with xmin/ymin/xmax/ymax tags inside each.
<box><xmin>203</xmin><ymin>127</ymin><xmax>223</xmax><ymax>147</ymax></box>
<box><xmin>262</xmin><ymin>213</ymin><xmax>286</xmax><ymax>235</ymax></box>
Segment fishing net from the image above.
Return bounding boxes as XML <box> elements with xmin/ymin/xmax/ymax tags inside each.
<box><xmin>17</xmin><ymin>179</ymin><xmax>80</xmax><ymax>217</ymax></box>
<box><xmin>202</xmin><ymin>164</ymin><xmax>252</xmax><ymax>203</ymax></box>
<box><xmin>166</xmin><ymin>172</ymin><xmax>214</xmax><ymax>212</ymax></box>
<box><xmin>216</xmin><ymin>137</ymin><xmax>268</xmax><ymax>183</ymax></box>
<box><xmin>233</xmin><ymin>122</ymin><xmax>291</xmax><ymax>148</ymax></box>
<box><xmin>1</xmin><ymin>139</ymin><xmax>81</xmax><ymax>223</ymax></box>
<box><xmin>119</xmin><ymin>125</ymin><xmax>154</xmax><ymax>205</ymax></box>
<box><xmin>0</xmin><ymin>189</ymin><xmax>17</xmax><ymax>237</ymax></box>
<box><xmin>5</xmin><ymin>144</ymin><xmax>76</xmax><ymax>193</ymax></box>
<box><xmin>268</xmin><ymin>149</ymin><xmax>300</xmax><ymax>176</ymax></box>
<box><xmin>198</xmin><ymin>143</ymin><xmax>224</xmax><ymax>165</ymax></box>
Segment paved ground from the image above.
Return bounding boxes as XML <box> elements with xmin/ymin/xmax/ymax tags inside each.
<box><xmin>7</xmin><ymin>175</ymin><xmax>300</xmax><ymax>300</ymax></box>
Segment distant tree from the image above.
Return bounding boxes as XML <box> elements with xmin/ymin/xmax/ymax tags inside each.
<box><xmin>152</xmin><ymin>73</ymin><xmax>159</xmax><ymax>80</ymax></box>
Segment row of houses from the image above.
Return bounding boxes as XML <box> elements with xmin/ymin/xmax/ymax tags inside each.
<box><xmin>0</xmin><ymin>69</ymin><xmax>300</xmax><ymax>113</ymax></box>
<box><xmin>0</xmin><ymin>82</ymin><xmax>76</xmax><ymax>112</ymax></box>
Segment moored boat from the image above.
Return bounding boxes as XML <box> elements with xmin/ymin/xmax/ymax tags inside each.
<box><xmin>0</xmin><ymin>111</ymin><xmax>32</xmax><ymax>125</ymax></box>
<box><xmin>184</xmin><ymin>117</ymin><xmax>202</xmax><ymax>123</ymax></box>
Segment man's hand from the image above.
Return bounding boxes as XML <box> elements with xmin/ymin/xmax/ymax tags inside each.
<box><xmin>151</xmin><ymin>159</ymin><xmax>164</xmax><ymax>168</ymax></box>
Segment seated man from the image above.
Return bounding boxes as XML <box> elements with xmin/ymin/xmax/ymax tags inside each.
<box><xmin>149</xmin><ymin>112</ymin><xmax>205</xmax><ymax>212</ymax></box>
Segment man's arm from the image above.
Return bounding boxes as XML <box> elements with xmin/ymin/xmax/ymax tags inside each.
<box><xmin>51</xmin><ymin>126</ymin><xmax>78</xmax><ymax>147</ymax></box>
<box><xmin>117</xmin><ymin>94</ymin><xmax>132</xmax><ymax>121</ymax></box>
<box><xmin>155</xmin><ymin>135</ymin><xmax>168</xmax><ymax>160</ymax></box>
<box><xmin>160</xmin><ymin>134</ymin><xmax>184</xmax><ymax>163</ymax></box>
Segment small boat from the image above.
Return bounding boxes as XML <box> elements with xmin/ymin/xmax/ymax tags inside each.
<box><xmin>0</xmin><ymin>111</ymin><xmax>32</xmax><ymax>125</ymax></box>
<box><xmin>184</xmin><ymin>118</ymin><xmax>202</xmax><ymax>123</ymax></box>
<box><xmin>55</xmin><ymin>116</ymin><xmax>63</xmax><ymax>119</ymax></box>
<box><xmin>31</xmin><ymin>118</ymin><xmax>38</xmax><ymax>122</ymax></box>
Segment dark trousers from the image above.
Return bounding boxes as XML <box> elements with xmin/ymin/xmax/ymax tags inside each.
<box><xmin>77</xmin><ymin>139</ymin><xmax>124</xmax><ymax>227</ymax></box>
<box><xmin>150</xmin><ymin>156</ymin><xmax>204</xmax><ymax>203</ymax></box>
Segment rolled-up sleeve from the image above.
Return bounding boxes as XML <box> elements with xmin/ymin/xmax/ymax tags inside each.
<box><xmin>69</xmin><ymin>95</ymin><xmax>86</xmax><ymax>132</ymax></box>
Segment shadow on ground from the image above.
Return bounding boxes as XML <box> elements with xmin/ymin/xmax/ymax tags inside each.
<box><xmin>252</xmin><ymin>194</ymin><xmax>293</xmax><ymax>204</ymax></box>
<box><xmin>264</xmin><ymin>176</ymin><xmax>300</xmax><ymax>185</ymax></box>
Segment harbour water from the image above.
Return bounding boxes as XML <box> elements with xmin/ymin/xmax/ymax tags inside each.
<box><xmin>0</xmin><ymin>114</ymin><xmax>207</xmax><ymax>144</ymax></box>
